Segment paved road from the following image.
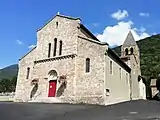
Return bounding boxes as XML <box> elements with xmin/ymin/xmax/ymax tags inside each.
<box><xmin>0</xmin><ymin>100</ymin><xmax>160</xmax><ymax>120</ymax></box>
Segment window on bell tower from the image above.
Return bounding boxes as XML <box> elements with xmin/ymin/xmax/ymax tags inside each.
<box><xmin>130</xmin><ymin>47</ymin><xmax>133</xmax><ymax>54</ymax></box>
<box><xmin>125</xmin><ymin>48</ymin><xmax>128</xmax><ymax>55</ymax></box>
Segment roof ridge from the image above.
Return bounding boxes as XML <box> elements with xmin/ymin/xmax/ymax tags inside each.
<box><xmin>56</xmin><ymin>14</ymin><xmax>81</xmax><ymax>21</ymax></box>
<box><xmin>37</xmin><ymin>13</ymin><xmax>81</xmax><ymax>32</ymax></box>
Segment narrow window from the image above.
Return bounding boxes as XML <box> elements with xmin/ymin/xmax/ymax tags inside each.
<box><xmin>59</xmin><ymin>40</ymin><xmax>62</xmax><ymax>55</ymax></box>
<box><xmin>106</xmin><ymin>89</ymin><xmax>110</xmax><ymax>96</ymax></box>
<box><xmin>53</xmin><ymin>38</ymin><xmax>57</xmax><ymax>56</ymax></box>
<box><xmin>119</xmin><ymin>68</ymin><xmax>121</xmax><ymax>80</ymax></box>
<box><xmin>126</xmin><ymin>73</ymin><xmax>128</xmax><ymax>83</ymax></box>
<box><xmin>26</xmin><ymin>67</ymin><xmax>30</xmax><ymax>79</ymax></box>
<box><xmin>130</xmin><ymin>48</ymin><xmax>133</xmax><ymax>54</ymax></box>
<box><xmin>86</xmin><ymin>58</ymin><xmax>90</xmax><ymax>73</ymax></box>
<box><xmin>56</xmin><ymin>22</ymin><xmax>58</xmax><ymax>28</ymax></box>
<box><xmin>125</xmin><ymin>48</ymin><xmax>128</xmax><ymax>55</ymax></box>
<box><xmin>48</xmin><ymin>43</ymin><xmax>51</xmax><ymax>58</ymax></box>
<box><xmin>110</xmin><ymin>61</ymin><xmax>113</xmax><ymax>74</ymax></box>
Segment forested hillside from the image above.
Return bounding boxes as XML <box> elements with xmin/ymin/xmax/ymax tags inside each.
<box><xmin>0</xmin><ymin>64</ymin><xmax>18</xmax><ymax>80</ymax></box>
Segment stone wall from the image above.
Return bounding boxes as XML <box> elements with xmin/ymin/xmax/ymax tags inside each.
<box><xmin>15</xmin><ymin>48</ymin><xmax>36</xmax><ymax>102</ymax></box>
<box><xmin>129</xmin><ymin>55</ymin><xmax>141</xmax><ymax>100</ymax></box>
<box><xmin>75</xmin><ymin>36</ymin><xmax>107</xmax><ymax>105</ymax></box>
<box><xmin>32</xmin><ymin>55</ymin><xmax>76</xmax><ymax>100</ymax></box>
<box><xmin>36</xmin><ymin>15</ymin><xmax>81</xmax><ymax>60</ymax></box>
<box><xmin>15</xmin><ymin>15</ymin><xmax>81</xmax><ymax>102</ymax></box>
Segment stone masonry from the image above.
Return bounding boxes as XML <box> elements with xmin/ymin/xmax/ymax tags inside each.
<box><xmin>14</xmin><ymin>14</ymin><xmax>146</xmax><ymax>105</ymax></box>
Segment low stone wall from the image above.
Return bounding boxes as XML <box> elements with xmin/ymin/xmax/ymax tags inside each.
<box><xmin>0</xmin><ymin>92</ymin><xmax>15</xmax><ymax>102</ymax></box>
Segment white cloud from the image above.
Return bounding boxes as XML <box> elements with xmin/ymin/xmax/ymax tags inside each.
<box><xmin>139</xmin><ymin>13</ymin><xmax>150</xmax><ymax>17</ymax></box>
<box><xmin>96</xmin><ymin>20</ymin><xmax>150</xmax><ymax>46</ymax></box>
<box><xmin>134</xmin><ymin>27</ymin><xmax>146</xmax><ymax>33</ymax></box>
<box><xmin>28</xmin><ymin>44</ymin><xmax>36</xmax><ymax>49</ymax></box>
<box><xmin>153</xmin><ymin>32</ymin><xmax>157</xmax><ymax>35</ymax></box>
<box><xmin>111</xmin><ymin>10</ymin><xmax>129</xmax><ymax>20</ymax></box>
<box><xmin>16</xmin><ymin>40</ymin><xmax>23</xmax><ymax>45</ymax></box>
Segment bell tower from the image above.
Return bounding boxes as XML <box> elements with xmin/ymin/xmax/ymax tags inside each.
<box><xmin>121</xmin><ymin>31</ymin><xmax>140</xmax><ymax>69</ymax></box>
<box><xmin>121</xmin><ymin>31</ymin><xmax>143</xmax><ymax>100</ymax></box>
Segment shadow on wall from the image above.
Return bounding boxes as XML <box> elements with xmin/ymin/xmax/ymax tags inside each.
<box><xmin>30</xmin><ymin>84</ymin><xmax>38</xmax><ymax>99</ymax></box>
<box><xmin>152</xmin><ymin>93</ymin><xmax>160</xmax><ymax>101</ymax></box>
<box><xmin>56</xmin><ymin>83</ymin><xmax>66</xmax><ymax>97</ymax></box>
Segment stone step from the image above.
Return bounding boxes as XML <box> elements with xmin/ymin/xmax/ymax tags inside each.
<box><xmin>28</xmin><ymin>97</ymin><xmax>62</xmax><ymax>103</ymax></box>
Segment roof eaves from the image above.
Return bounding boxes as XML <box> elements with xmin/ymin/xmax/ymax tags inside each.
<box><xmin>78</xmin><ymin>36</ymin><xmax>108</xmax><ymax>45</ymax></box>
<box><xmin>108</xmin><ymin>48</ymin><xmax>131</xmax><ymax>72</ymax></box>
<box><xmin>80</xmin><ymin>24</ymin><xmax>101</xmax><ymax>42</ymax></box>
<box><xmin>19</xmin><ymin>47</ymin><xmax>36</xmax><ymax>61</ymax></box>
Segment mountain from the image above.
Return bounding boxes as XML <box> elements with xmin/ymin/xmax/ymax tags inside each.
<box><xmin>0</xmin><ymin>64</ymin><xmax>18</xmax><ymax>80</ymax></box>
<box><xmin>113</xmin><ymin>34</ymin><xmax>160</xmax><ymax>79</ymax></box>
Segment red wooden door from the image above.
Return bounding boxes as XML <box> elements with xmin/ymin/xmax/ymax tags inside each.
<box><xmin>48</xmin><ymin>81</ymin><xmax>57</xmax><ymax>97</ymax></box>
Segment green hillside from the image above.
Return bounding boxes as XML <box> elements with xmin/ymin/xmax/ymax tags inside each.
<box><xmin>0</xmin><ymin>64</ymin><xmax>18</xmax><ymax>80</ymax></box>
<box><xmin>113</xmin><ymin>34</ymin><xmax>160</xmax><ymax>78</ymax></box>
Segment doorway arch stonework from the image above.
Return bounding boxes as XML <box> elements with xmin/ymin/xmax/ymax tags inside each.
<box><xmin>48</xmin><ymin>70</ymin><xmax>59</xmax><ymax>81</ymax></box>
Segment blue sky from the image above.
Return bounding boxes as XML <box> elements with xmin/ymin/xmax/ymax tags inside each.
<box><xmin>0</xmin><ymin>0</ymin><xmax>160</xmax><ymax>68</ymax></box>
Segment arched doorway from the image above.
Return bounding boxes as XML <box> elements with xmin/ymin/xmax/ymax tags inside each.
<box><xmin>48</xmin><ymin>70</ymin><xmax>58</xmax><ymax>97</ymax></box>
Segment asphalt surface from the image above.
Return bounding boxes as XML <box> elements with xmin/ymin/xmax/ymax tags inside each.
<box><xmin>0</xmin><ymin>100</ymin><xmax>160</xmax><ymax>120</ymax></box>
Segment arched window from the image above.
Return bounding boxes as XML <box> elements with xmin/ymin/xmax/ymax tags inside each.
<box><xmin>130</xmin><ymin>48</ymin><xmax>133</xmax><ymax>54</ymax></box>
<box><xmin>53</xmin><ymin>38</ymin><xmax>57</xmax><ymax>56</ymax></box>
<box><xmin>59</xmin><ymin>41</ymin><xmax>62</xmax><ymax>55</ymax></box>
<box><xmin>125</xmin><ymin>48</ymin><xmax>128</xmax><ymax>55</ymax></box>
<box><xmin>26</xmin><ymin>67</ymin><xmax>30</xmax><ymax>79</ymax></box>
<box><xmin>86</xmin><ymin>58</ymin><xmax>90</xmax><ymax>73</ymax></box>
<box><xmin>48</xmin><ymin>43</ymin><xmax>51</xmax><ymax>58</ymax></box>
<box><xmin>56</xmin><ymin>22</ymin><xmax>58</xmax><ymax>28</ymax></box>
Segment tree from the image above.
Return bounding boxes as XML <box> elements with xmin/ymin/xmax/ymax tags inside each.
<box><xmin>0</xmin><ymin>79</ymin><xmax>11</xmax><ymax>92</ymax></box>
<box><xmin>10</xmin><ymin>76</ymin><xmax>17</xmax><ymax>92</ymax></box>
<box><xmin>0</xmin><ymin>76</ymin><xmax>17</xmax><ymax>93</ymax></box>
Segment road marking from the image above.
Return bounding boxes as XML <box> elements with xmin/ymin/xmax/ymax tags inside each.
<box><xmin>129</xmin><ymin>111</ymin><xmax>138</xmax><ymax>114</ymax></box>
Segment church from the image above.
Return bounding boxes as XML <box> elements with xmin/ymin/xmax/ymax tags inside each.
<box><xmin>14</xmin><ymin>13</ymin><xmax>146</xmax><ymax>105</ymax></box>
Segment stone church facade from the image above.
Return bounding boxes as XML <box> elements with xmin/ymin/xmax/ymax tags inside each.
<box><xmin>14</xmin><ymin>14</ymin><xmax>146</xmax><ymax>105</ymax></box>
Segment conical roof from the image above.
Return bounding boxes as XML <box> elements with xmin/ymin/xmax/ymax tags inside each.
<box><xmin>123</xmin><ymin>31</ymin><xmax>137</xmax><ymax>47</ymax></box>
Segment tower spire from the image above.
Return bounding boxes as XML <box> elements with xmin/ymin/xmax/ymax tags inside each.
<box><xmin>122</xmin><ymin>31</ymin><xmax>137</xmax><ymax>47</ymax></box>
